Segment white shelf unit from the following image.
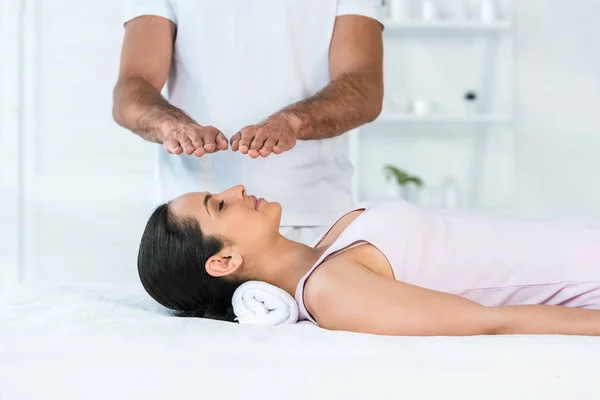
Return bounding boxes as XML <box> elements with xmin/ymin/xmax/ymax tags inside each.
<box><xmin>383</xmin><ymin>20</ymin><xmax>512</xmax><ymax>31</ymax></box>
<box><xmin>377</xmin><ymin>113</ymin><xmax>513</xmax><ymax>123</ymax></box>
<box><xmin>349</xmin><ymin>6</ymin><xmax>517</xmax><ymax>212</ymax></box>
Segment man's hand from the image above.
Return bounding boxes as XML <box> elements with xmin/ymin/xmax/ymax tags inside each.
<box><xmin>113</xmin><ymin>15</ymin><xmax>230</xmax><ymax>157</ymax></box>
<box><xmin>230</xmin><ymin>114</ymin><xmax>299</xmax><ymax>158</ymax></box>
<box><xmin>159</xmin><ymin>119</ymin><xmax>229</xmax><ymax>156</ymax></box>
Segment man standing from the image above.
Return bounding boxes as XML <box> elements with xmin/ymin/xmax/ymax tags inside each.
<box><xmin>113</xmin><ymin>0</ymin><xmax>384</xmax><ymax>244</ymax></box>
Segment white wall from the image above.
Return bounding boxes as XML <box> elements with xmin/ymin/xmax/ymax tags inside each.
<box><xmin>16</xmin><ymin>0</ymin><xmax>156</xmax><ymax>285</ymax></box>
<box><xmin>515</xmin><ymin>0</ymin><xmax>600</xmax><ymax>218</ymax></box>
<box><xmin>0</xmin><ymin>0</ymin><xmax>599</xmax><ymax>287</ymax></box>
<box><xmin>0</xmin><ymin>0</ymin><xmax>23</xmax><ymax>292</ymax></box>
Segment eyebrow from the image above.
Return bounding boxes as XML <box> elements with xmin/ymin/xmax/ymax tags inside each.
<box><xmin>204</xmin><ymin>193</ymin><xmax>212</xmax><ymax>216</ymax></box>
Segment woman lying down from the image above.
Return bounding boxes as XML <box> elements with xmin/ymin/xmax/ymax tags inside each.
<box><xmin>138</xmin><ymin>185</ymin><xmax>600</xmax><ymax>336</ymax></box>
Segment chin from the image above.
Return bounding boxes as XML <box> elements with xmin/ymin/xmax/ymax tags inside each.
<box><xmin>269</xmin><ymin>202</ymin><xmax>283</xmax><ymax>224</ymax></box>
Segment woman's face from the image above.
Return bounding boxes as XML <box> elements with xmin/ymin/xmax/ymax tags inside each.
<box><xmin>169</xmin><ymin>185</ymin><xmax>282</xmax><ymax>255</ymax></box>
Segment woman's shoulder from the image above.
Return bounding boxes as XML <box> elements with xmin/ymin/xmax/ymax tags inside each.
<box><xmin>302</xmin><ymin>257</ymin><xmax>367</xmax><ymax>324</ymax></box>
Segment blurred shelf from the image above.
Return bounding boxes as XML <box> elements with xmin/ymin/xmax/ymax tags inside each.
<box><xmin>376</xmin><ymin>113</ymin><xmax>513</xmax><ymax>123</ymax></box>
<box><xmin>383</xmin><ymin>20</ymin><xmax>512</xmax><ymax>32</ymax></box>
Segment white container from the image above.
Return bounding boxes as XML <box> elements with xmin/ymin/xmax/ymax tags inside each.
<box><xmin>387</xmin><ymin>181</ymin><xmax>404</xmax><ymax>198</ymax></box>
<box><xmin>389</xmin><ymin>0</ymin><xmax>411</xmax><ymax>21</ymax></box>
<box><xmin>422</xmin><ymin>0</ymin><xmax>438</xmax><ymax>21</ymax></box>
<box><xmin>441</xmin><ymin>177</ymin><xmax>462</xmax><ymax>210</ymax></box>
<box><xmin>408</xmin><ymin>99</ymin><xmax>431</xmax><ymax>115</ymax></box>
<box><xmin>406</xmin><ymin>183</ymin><xmax>421</xmax><ymax>204</ymax></box>
<box><xmin>387</xmin><ymin>182</ymin><xmax>422</xmax><ymax>204</ymax></box>
<box><xmin>421</xmin><ymin>186</ymin><xmax>444</xmax><ymax>208</ymax></box>
<box><xmin>480</xmin><ymin>0</ymin><xmax>497</xmax><ymax>22</ymax></box>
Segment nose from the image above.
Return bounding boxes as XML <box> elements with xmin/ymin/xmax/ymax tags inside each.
<box><xmin>220</xmin><ymin>185</ymin><xmax>245</xmax><ymax>200</ymax></box>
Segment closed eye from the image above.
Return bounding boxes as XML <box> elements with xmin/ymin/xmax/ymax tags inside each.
<box><xmin>218</xmin><ymin>200</ymin><xmax>224</xmax><ymax>212</ymax></box>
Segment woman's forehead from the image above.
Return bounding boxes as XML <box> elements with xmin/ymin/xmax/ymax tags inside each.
<box><xmin>170</xmin><ymin>192</ymin><xmax>208</xmax><ymax>216</ymax></box>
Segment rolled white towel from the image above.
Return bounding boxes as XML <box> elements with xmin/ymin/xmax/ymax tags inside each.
<box><xmin>231</xmin><ymin>281</ymin><xmax>299</xmax><ymax>325</ymax></box>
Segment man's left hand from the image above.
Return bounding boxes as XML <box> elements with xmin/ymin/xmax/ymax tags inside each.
<box><xmin>230</xmin><ymin>114</ymin><xmax>299</xmax><ymax>158</ymax></box>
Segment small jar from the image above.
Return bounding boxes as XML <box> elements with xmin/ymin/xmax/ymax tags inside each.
<box><xmin>442</xmin><ymin>177</ymin><xmax>462</xmax><ymax>210</ymax></box>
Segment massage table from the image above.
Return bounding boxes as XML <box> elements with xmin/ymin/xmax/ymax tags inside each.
<box><xmin>1</xmin><ymin>282</ymin><xmax>599</xmax><ymax>399</ymax></box>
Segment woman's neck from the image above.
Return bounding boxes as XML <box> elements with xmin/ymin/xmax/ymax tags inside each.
<box><xmin>246</xmin><ymin>234</ymin><xmax>327</xmax><ymax>297</ymax></box>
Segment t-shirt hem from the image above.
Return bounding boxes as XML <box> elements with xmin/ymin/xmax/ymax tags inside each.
<box><xmin>336</xmin><ymin>5</ymin><xmax>385</xmax><ymax>26</ymax></box>
<box><xmin>123</xmin><ymin>3</ymin><xmax>176</xmax><ymax>26</ymax></box>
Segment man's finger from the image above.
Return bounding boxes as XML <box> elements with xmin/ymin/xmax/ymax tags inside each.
<box><xmin>230</xmin><ymin>133</ymin><xmax>241</xmax><ymax>152</ymax></box>
<box><xmin>272</xmin><ymin>145</ymin><xmax>285</xmax><ymax>155</ymax></box>
<box><xmin>216</xmin><ymin>131</ymin><xmax>229</xmax><ymax>151</ymax></box>
<box><xmin>188</xmin><ymin>127</ymin><xmax>205</xmax><ymax>151</ymax></box>
<box><xmin>249</xmin><ymin>132</ymin><xmax>268</xmax><ymax>159</ymax></box>
<box><xmin>238</xmin><ymin>126</ymin><xmax>255</xmax><ymax>155</ymax></box>
<box><xmin>163</xmin><ymin>138</ymin><xmax>182</xmax><ymax>155</ymax></box>
<box><xmin>259</xmin><ymin>138</ymin><xmax>277</xmax><ymax>158</ymax></box>
<box><xmin>272</xmin><ymin>140</ymin><xmax>289</xmax><ymax>154</ymax></box>
<box><xmin>177</xmin><ymin>133</ymin><xmax>195</xmax><ymax>155</ymax></box>
<box><xmin>202</xmin><ymin>126</ymin><xmax>219</xmax><ymax>153</ymax></box>
<box><xmin>276</xmin><ymin>138</ymin><xmax>296</xmax><ymax>153</ymax></box>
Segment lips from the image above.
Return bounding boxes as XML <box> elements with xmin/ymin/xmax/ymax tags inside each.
<box><xmin>249</xmin><ymin>194</ymin><xmax>264</xmax><ymax>210</ymax></box>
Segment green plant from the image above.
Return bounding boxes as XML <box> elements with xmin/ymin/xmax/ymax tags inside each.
<box><xmin>383</xmin><ymin>165</ymin><xmax>424</xmax><ymax>187</ymax></box>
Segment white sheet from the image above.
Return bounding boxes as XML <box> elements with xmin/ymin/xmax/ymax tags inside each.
<box><xmin>1</xmin><ymin>282</ymin><xmax>599</xmax><ymax>400</ymax></box>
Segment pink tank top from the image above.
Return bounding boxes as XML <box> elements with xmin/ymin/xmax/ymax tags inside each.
<box><xmin>294</xmin><ymin>199</ymin><xmax>600</xmax><ymax>324</ymax></box>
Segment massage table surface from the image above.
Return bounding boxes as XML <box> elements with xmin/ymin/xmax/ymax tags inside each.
<box><xmin>1</xmin><ymin>282</ymin><xmax>599</xmax><ymax>399</ymax></box>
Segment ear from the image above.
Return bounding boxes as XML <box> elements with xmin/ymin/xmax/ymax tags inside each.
<box><xmin>205</xmin><ymin>246</ymin><xmax>243</xmax><ymax>278</ymax></box>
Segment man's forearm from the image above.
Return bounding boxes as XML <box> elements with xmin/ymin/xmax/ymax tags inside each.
<box><xmin>112</xmin><ymin>77</ymin><xmax>194</xmax><ymax>143</ymax></box>
<box><xmin>494</xmin><ymin>305</ymin><xmax>600</xmax><ymax>336</ymax></box>
<box><xmin>276</xmin><ymin>68</ymin><xmax>383</xmax><ymax>141</ymax></box>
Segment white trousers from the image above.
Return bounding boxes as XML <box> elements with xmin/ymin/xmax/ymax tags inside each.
<box><xmin>279</xmin><ymin>226</ymin><xmax>328</xmax><ymax>246</ymax></box>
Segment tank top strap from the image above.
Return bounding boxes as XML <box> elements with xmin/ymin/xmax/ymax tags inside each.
<box><xmin>296</xmin><ymin>201</ymin><xmax>377</xmax><ymax>323</ymax></box>
<box><xmin>308</xmin><ymin>201</ymin><xmax>373</xmax><ymax>248</ymax></box>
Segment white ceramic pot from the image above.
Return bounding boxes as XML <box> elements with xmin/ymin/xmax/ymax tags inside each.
<box><xmin>408</xmin><ymin>99</ymin><xmax>431</xmax><ymax>116</ymax></box>
<box><xmin>389</xmin><ymin>0</ymin><xmax>411</xmax><ymax>21</ymax></box>
<box><xmin>441</xmin><ymin>177</ymin><xmax>462</xmax><ymax>210</ymax></box>
<box><xmin>405</xmin><ymin>183</ymin><xmax>421</xmax><ymax>204</ymax></box>
<box><xmin>386</xmin><ymin>182</ymin><xmax>406</xmax><ymax>198</ymax></box>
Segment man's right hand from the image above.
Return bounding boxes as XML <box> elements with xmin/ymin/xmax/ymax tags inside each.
<box><xmin>159</xmin><ymin>119</ymin><xmax>229</xmax><ymax>157</ymax></box>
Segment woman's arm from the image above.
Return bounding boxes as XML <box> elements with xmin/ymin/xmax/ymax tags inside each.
<box><xmin>304</xmin><ymin>261</ymin><xmax>600</xmax><ymax>336</ymax></box>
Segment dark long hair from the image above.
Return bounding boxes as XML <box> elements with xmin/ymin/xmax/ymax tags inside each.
<box><xmin>137</xmin><ymin>203</ymin><xmax>241</xmax><ymax>322</ymax></box>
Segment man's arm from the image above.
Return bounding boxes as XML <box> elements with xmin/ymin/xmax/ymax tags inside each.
<box><xmin>112</xmin><ymin>16</ymin><xmax>228</xmax><ymax>156</ymax></box>
<box><xmin>231</xmin><ymin>15</ymin><xmax>383</xmax><ymax>158</ymax></box>
<box><xmin>305</xmin><ymin>261</ymin><xmax>600</xmax><ymax>336</ymax></box>
<box><xmin>280</xmin><ymin>14</ymin><xmax>384</xmax><ymax>140</ymax></box>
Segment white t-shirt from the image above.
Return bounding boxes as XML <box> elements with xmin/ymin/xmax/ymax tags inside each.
<box><xmin>123</xmin><ymin>0</ymin><xmax>383</xmax><ymax>227</ymax></box>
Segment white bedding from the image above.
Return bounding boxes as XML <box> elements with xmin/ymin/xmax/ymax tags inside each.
<box><xmin>1</xmin><ymin>282</ymin><xmax>599</xmax><ymax>400</ymax></box>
